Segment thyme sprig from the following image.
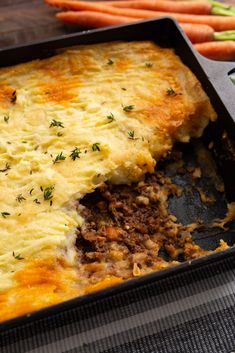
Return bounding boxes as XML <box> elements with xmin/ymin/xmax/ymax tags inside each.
<box><xmin>12</xmin><ymin>252</ymin><xmax>24</xmax><ymax>260</ymax></box>
<box><xmin>43</xmin><ymin>186</ymin><xmax>54</xmax><ymax>201</ymax></box>
<box><xmin>16</xmin><ymin>194</ymin><xmax>26</xmax><ymax>203</ymax></box>
<box><xmin>49</xmin><ymin>119</ymin><xmax>64</xmax><ymax>128</ymax></box>
<box><xmin>70</xmin><ymin>147</ymin><xmax>81</xmax><ymax>161</ymax></box>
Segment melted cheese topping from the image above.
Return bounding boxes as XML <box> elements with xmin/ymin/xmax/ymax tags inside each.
<box><xmin>0</xmin><ymin>41</ymin><xmax>216</xmax><ymax>321</ymax></box>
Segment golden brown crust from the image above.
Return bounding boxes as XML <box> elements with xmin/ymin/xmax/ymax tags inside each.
<box><xmin>0</xmin><ymin>41</ymin><xmax>217</xmax><ymax>322</ymax></box>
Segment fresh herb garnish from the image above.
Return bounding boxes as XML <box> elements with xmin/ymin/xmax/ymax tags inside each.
<box><xmin>128</xmin><ymin>130</ymin><xmax>138</xmax><ymax>140</ymax></box>
<box><xmin>121</xmin><ymin>87</ymin><xmax>127</xmax><ymax>91</ymax></box>
<box><xmin>92</xmin><ymin>143</ymin><xmax>101</xmax><ymax>152</ymax></box>
<box><xmin>49</xmin><ymin>119</ymin><xmax>64</xmax><ymax>128</ymax></box>
<box><xmin>107</xmin><ymin>113</ymin><xmax>115</xmax><ymax>123</ymax></box>
<box><xmin>4</xmin><ymin>115</ymin><xmax>9</xmax><ymax>123</ymax></box>
<box><xmin>16</xmin><ymin>194</ymin><xmax>26</xmax><ymax>203</ymax></box>
<box><xmin>0</xmin><ymin>163</ymin><xmax>11</xmax><ymax>173</ymax></box>
<box><xmin>1</xmin><ymin>212</ymin><xmax>10</xmax><ymax>218</ymax></box>
<box><xmin>12</xmin><ymin>252</ymin><xmax>24</xmax><ymax>260</ymax></box>
<box><xmin>57</xmin><ymin>132</ymin><xmax>63</xmax><ymax>137</ymax></box>
<box><xmin>53</xmin><ymin>152</ymin><xmax>66</xmax><ymax>164</ymax></box>
<box><xmin>11</xmin><ymin>91</ymin><xmax>17</xmax><ymax>103</ymax></box>
<box><xmin>29</xmin><ymin>188</ymin><xmax>34</xmax><ymax>195</ymax></box>
<box><xmin>40</xmin><ymin>186</ymin><xmax>43</xmax><ymax>192</ymax></box>
<box><xmin>145</xmin><ymin>62</ymin><xmax>153</xmax><ymax>68</ymax></box>
<box><xmin>33</xmin><ymin>198</ymin><xmax>41</xmax><ymax>204</ymax></box>
<box><xmin>43</xmin><ymin>185</ymin><xmax>54</xmax><ymax>201</ymax></box>
<box><xmin>107</xmin><ymin>59</ymin><xmax>114</xmax><ymax>65</ymax></box>
<box><xmin>123</xmin><ymin>105</ymin><xmax>134</xmax><ymax>112</ymax></box>
<box><xmin>166</xmin><ymin>87</ymin><xmax>177</xmax><ymax>96</ymax></box>
<box><xmin>70</xmin><ymin>147</ymin><xmax>81</xmax><ymax>161</ymax></box>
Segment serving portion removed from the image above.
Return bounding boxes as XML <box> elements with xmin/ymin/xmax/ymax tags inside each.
<box><xmin>0</xmin><ymin>40</ymin><xmax>218</xmax><ymax>322</ymax></box>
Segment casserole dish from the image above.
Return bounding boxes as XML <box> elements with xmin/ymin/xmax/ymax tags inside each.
<box><xmin>0</xmin><ymin>17</ymin><xmax>234</xmax><ymax>331</ymax></box>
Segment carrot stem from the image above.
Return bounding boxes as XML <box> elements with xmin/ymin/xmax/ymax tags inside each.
<box><xmin>214</xmin><ymin>30</ymin><xmax>235</xmax><ymax>41</ymax></box>
<box><xmin>211</xmin><ymin>0</ymin><xmax>235</xmax><ymax>16</ymax></box>
<box><xmin>230</xmin><ymin>76</ymin><xmax>235</xmax><ymax>84</ymax></box>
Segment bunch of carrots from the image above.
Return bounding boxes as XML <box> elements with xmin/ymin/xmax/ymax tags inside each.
<box><xmin>45</xmin><ymin>0</ymin><xmax>235</xmax><ymax>61</ymax></box>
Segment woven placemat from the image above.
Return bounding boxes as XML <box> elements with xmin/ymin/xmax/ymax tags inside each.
<box><xmin>1</xmin><ymin>255</ymin><xmax>235</xmax><ymax>353</ymax></box>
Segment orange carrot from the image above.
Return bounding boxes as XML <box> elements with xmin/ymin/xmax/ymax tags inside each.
<box><xmin>56</xmin><ymin>10</ymin><xmax>214</xmax><ymax>44</ymax></box>
<box><xmin>97</xmin><ymin>0</ymin><xmax>212</xmax><ymax>15</ymax></box>
<box><xmin>180</xmin><ymin>23</ymin><xmax>214</xmax><ymax>43</ymax></box>
<box><xmin>46</xmin><ymin>0</ymin><xmax>235</xmax><ymax>31</ymax></box>
<box><xmin>194</xmin><ymin>41</ymin><xmax>235</xmax><ymax>60</ymax></box>
<box><xmin>56</xmin><ymin>10</ymin><xmax>138</xmax><ymax>27</ymax></box>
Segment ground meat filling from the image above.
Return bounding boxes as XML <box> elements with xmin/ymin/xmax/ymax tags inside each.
<box><xmin>76</xmin><ymin>172</ymin><xmax>208</xmax><ymax>282</ymax></box>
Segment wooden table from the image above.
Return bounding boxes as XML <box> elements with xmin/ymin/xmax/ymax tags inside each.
<box><xmin>1</xmin><ymin>0</ymin><xmax>235</xmax><ymax>49</ymax></box>
<box><xmin>0</xmin><ymin>0</ymin><xmax>72</xmax><ymax>48</ymax></box>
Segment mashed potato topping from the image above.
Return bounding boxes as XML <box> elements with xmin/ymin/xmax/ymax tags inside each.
<box><xmin>0</xmin><ymin>41</ymin><xmax>216</xmax><ymax>321</ymax></box>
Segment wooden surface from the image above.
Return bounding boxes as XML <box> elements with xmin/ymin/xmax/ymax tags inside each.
<box><xmin>1</xmin><ymin>0</ymin><xmax>235</xmax><ymax>49</ymax></box>
<box><xmin>0</xmin><ymin>0</ymin><xmax>72</xmax><ymax>48</ymax></box>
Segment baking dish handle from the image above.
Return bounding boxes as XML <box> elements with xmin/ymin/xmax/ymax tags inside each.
<box><xmin>196</xmin><ymin>54</ymin><xmax>235</xmax><ymax>122</ymax></box>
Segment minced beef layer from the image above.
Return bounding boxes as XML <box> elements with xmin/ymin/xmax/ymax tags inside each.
<box><xmin>75</xmin><ymin>172</ymin><xmax>225</xmax><ymax>284</ymax></box>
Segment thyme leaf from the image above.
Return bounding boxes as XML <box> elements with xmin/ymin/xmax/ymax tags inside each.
<box><xmin>92</xmin><ymin>143</ymin><xmax>101</xmax><ymax>152</ymax></box>
<box><xmin>43</xmin><ymin>186</ymin><xmax>54</xmax><ymax>201</ymax></box>
<box><xmin>128</xmin><ymin>130</ymin><xmax>138</xmax><ymax>140</ymax></box>
<box><xmin>107</xmin><ymin>59</ymin><xmax>114</xmax><ymax>65</ymax></box>
<box><xmin>33</xmin><ymin>198</ymin><xmax>41</xmax><ymax>204</ymax></box>
<box><xmin>4</xmin><ymin>115</ymin><xmax>9</xmax><ymax>123</ymax></box>
<box><xmin>166</xmin><ymin>87</ymin><xmax>177</xmax><ymax>96</ymax></box>
<box><xmin>0</xmin><ymin>163</ymin><xmax>11</xmax><ymax>173</ymax></box>
<box><xmin>11</xmin><ymin>91</ymin><xmax>17</xmax><ymax>103</ymax></box>
<box><xmin>107</xmin><ymin>113</ymin><xmax>115</xmax><ymax>123</ymax></box>
<box><xmin>123</xmin><ymin>105</ymin><xmax>134</xmax><ymax>112</ymax></box>
<box><xmin>53</xmin><ymin>152</ymin><xmax>66</xmax><ymax>164</ymax></box>
<box><xmin>1</xmin><ymin>212</ymin><xmax>10</xmax><ymax>218</ymax></box>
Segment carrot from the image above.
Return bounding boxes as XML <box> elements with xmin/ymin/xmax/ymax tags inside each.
<box><xmin>180</xmin><ymin>23</ymin><xmax>214</xmax><ymax>43</ymax></box>
<box><xmin>56</xmin><ymin>9</ymin><xmax>213</xmax><ymax>42</ymax></box>
<box><xmin>56</xmin><ymin>10</ymin><xmax>210</xmax><ymax>42</ymax></box>
<box><xmin>56</xmin><ymin>10</ymin><xmax>138</xmax><ymax>27</ymax></box>
<box><xmin>46</xmin><ymin>0</ymin><xmax>235</xmax><ymax>31</ymax></box>
<box><xmin>97</xmin><ymin>0</ymin><xmax>212</xmax><ymax>15</ymax></box>
<box><xmin>100</xmin><ymin>0</ymin><xmax>235</xmax><ymax>16</ymax></box>
<box><xmin>194</xmin><ymin>41</ymin><xmax>235</xmax><ymax>60</ymax></box>
<box><xmin>181</xmin><ymin>25</ymin><xmax>235</xmax><ymax>43</ymax></box>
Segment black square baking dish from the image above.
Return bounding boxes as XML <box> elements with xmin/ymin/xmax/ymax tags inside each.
<box><xmin>0</xmin><ymin>17</ymin><xmax>234</xmax><ymax>331</ymax></box>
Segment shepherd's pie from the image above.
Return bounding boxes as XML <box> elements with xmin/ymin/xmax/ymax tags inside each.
<box><xmin>0</xmin><ymin>41</ymin><xmax>216</xmax><ymax>321</ymax></box>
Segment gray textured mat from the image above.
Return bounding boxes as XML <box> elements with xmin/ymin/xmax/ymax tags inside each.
<box><xmin>1</xmin><ymin>255</ymin><xmax>235</xmax><ymax>353</ymax></box>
